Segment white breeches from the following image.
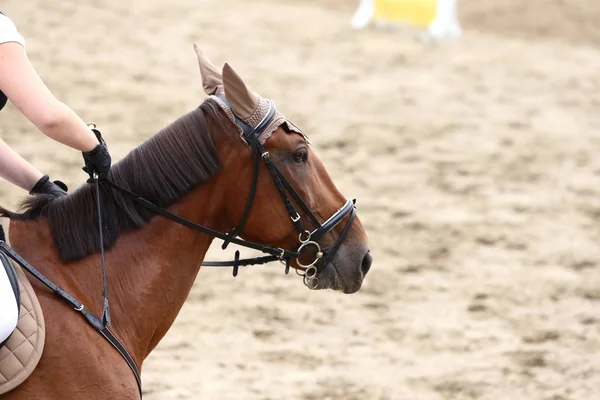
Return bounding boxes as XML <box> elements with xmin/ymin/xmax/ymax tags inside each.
<box><xmin>0</xmin><ymin>265</ymin><xmax>19</xmax><ymax>344</ymax></box>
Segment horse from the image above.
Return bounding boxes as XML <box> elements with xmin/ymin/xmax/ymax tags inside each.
<box><xmin>0</xmin><ymin>45</ymin><xmax>372</xmax><ymax>399</ymax></box>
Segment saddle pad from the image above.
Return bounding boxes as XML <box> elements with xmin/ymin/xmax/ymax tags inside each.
<box><xmin>0</xmin><ymin>217</ymin><xmax>46</xmax><ymax>395</ymax></box>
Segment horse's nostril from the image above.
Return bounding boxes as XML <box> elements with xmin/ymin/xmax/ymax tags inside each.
<box><xmin>361</xmin><ymin>251</ymin><xmax>373</xmax><ymax>276</ymax></box>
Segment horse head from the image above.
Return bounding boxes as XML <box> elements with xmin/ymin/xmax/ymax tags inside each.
<box><xmin>194</xmin><ymin>45</ymin><xmax>372</xmax><ymax>293</ymax></box>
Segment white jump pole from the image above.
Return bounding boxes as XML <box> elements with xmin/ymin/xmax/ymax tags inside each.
<box><xmin>351</xmin><ymin>0</ymin><xmax>374</xmax><ymax>30</ymax></box>
<box><xmin>427</xmin><ymin>0</ymin><xmax>462</xmax><ymax>39</ymax></box>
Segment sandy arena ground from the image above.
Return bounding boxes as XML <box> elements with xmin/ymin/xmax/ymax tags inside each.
<box><xmin>1</xmin><ymin>0</ymin><xmax>600</xmax><ymax>399</ymax></box>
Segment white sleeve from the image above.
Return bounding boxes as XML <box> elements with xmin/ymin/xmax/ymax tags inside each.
<box><xmin>0</xmin><ymin>14</ymin><xmax>25</xmax><ymax>48</ymax></box>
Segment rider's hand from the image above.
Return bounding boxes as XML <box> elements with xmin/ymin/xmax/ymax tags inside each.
<box><xmin>82</xmin><ymin>144</ymin><xmax>111</xmax><ymax>180</ymax></box>
<box><xmin>82</xmin><ymin>126</ymin><xmax>111</xmax><ymax>180</ymax></box>
<box><xmin>29</xmin><ymin>175</ymin><xmax>68</xmax><ymax>197</ymax></box>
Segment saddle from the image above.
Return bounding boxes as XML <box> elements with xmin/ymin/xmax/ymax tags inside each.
<box><xmin>0</xmin><ymin>218</ymin><xmax>46</xmax><ymax>395</ymax></box>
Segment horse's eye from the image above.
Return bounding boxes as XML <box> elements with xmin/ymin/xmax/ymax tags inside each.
<box><xmin>292</xmin><ymin>149</ymin><xmax>308</xmax><ymax>163</ymax></box>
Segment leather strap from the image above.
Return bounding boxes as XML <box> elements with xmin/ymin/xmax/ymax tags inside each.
<box><xmin>0</xmin><ymin>241</ymin><xmax>83</xmax><ymax>310</ymax></box>
<box><xmin>105</xmin><ymin>180</ymin><xmax>299</xmax><ymax>261</ymax></box>
<box><xmin>220</xmin><ymin>140</ymin><xmax>260</xmax><ymax>250</ymax></box>
<box><xmin>98</xmin><ymin>327</ymin><xmax>142</xmax><ymax>394</ymax></box>
<box><xmin>0</xmin><ymin>241</ymin><xmax>142</xmax><ymax>397</ymax></box>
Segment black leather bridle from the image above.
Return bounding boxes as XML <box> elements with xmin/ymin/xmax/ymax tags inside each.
<box><xmin>198</xmin><ymin>94</ymin><xmax>358</xmax><ymax>284</ymax></box>
<box><xmin>108</xmin><ymin>94</ymin><xmax>358</xmax><ymax>286</ymax></box>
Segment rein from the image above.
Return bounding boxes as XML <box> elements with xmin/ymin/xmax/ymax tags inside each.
<box><xmin>105</xmin><ymin>179</ymin><xmax>356</xmax><ymax>280</ymax></box>
<box><xmin>104</xmin><ymin>179</ymin><xmax>301</xmax><ymax>273</ymax></box>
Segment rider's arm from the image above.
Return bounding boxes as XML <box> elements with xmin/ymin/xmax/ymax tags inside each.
<box><xmin>0</xmin><ymin>42</ymin><xmax>98</xmax><ymax>152</ymax></box>
<box><xmin>0</xmin><ymin>138</ymin><xmax>46</xmax><ymax>191</ymax></box>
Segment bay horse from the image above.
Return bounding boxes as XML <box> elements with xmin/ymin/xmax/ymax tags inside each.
<box><xmin>0</xmin><ymin>45</ymin><xmax>372</xmax><ymax>399</ymax></box>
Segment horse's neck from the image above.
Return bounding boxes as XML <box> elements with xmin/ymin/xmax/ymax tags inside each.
<box><xmin>11</xmin><ymin>178</ymin><xmax>228</xmax><ymax>364</ymax></box>
<box><xmin>110</xmin><ymin>180</ymin><xmax>228</xmax><ymax>360</ymax></box>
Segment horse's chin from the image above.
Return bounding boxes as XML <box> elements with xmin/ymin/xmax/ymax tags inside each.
<box><xmin>307</xmin><ymin>246</ymin><xmax>372</xmax><ymax>294</ymax></box>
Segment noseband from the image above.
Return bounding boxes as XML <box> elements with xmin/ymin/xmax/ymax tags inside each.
<box><xmin>107</xmin><ymin>96</ymin><xmax>356</xmax><ymax>287</ymax></box>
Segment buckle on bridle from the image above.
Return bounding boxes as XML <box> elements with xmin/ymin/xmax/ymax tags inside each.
<box><xmin>276</xmin><ymin>248</ymin><xmax>286</xmax><ymax>260</ymax></box>
<box><xmin>291</xmin><ymin>213</ymin><xmax>301</xmax><ymax>223</ymax></box>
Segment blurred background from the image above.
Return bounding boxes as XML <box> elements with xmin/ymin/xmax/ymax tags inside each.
<box><xmin>2</xmin><ymin>0</ymin><xmax>600</xmax><ymax>399</ymax></box>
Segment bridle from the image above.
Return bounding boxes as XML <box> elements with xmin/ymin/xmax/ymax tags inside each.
<box><xmin>108</xmin><ymin>95</ymin><xmax>357</xmax><ymax>287</ymax></box>
<box><xmin>198</xmin><ymin>93</ymin><xmax>357</xmax><ymax>287</ymax></box>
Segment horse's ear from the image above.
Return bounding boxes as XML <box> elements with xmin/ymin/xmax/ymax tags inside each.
<box><xmin>193</xmin><ymin>44</ymin><xmax>223</xmax><ymax>95</ymax></box>
<box><xmin>222</xmin><ymin>63</ymin><xmax>259</xmax><ymax>120</ymax></box>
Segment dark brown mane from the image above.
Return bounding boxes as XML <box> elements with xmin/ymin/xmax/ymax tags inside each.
<box><xmin>0</xmin><ymin>99</ymin><xmax>234</xmax><ymax>262</ymax></box>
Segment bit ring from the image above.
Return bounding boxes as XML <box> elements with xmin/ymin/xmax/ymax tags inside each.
<box><xmin>295</xmin><ymin>241</ymin><xmax>322</xmax><ymax>269</ymax></box>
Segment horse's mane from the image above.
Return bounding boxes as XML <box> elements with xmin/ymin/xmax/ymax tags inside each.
<box><xmin>0</xmin><ymin>99</ymin><xmax>232</xmax><ymax>262</ymax></box>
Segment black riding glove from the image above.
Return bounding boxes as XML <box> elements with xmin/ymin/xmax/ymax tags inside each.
<box><xmin>29</xmin><ymin>175</ymin><xmax>68</xmax><ymax>197</ymax></box>
<box><xmin>82</xmin><ymin>126</ymin><xmax>111</xmax><ymax>180</ymax></box>
<box><xmin>82</xmin><ymin>144</ymin><xmax>111</xmax><ymax>180</ymax></box>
